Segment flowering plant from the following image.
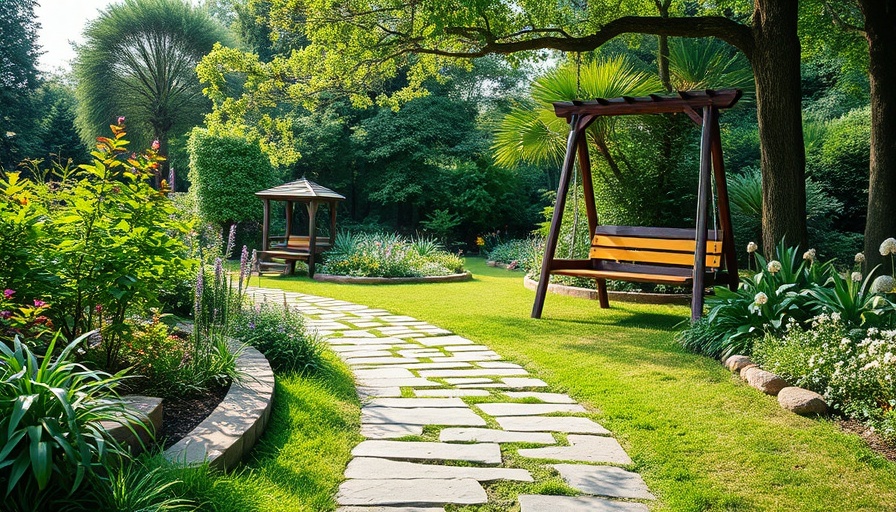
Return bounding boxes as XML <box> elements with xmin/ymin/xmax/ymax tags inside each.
<box><xmin>0</xmin><ymin>289</ymin><xmax>53</xmax><ymax>349</ymax></box>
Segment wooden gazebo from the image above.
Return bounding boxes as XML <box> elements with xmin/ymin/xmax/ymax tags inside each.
<box><xmin>532</xmin><ymin>89</ymin><xmax>742</xmax><ymax>322</ymax></box>
<box><xmin>256</xmin><ymin>178</ymin><xmax>345</xmax><ymax>277</ymax></box>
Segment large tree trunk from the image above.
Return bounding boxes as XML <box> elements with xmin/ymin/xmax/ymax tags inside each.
<box><xmin>751</xmin><ymin>0</ymin><xmax>806</xmax><ymax>255</ymax></box>
<box><xmin>859</xmin><ymin>0</ymin><xmax>896</xmax><ymax>273</ymax></box>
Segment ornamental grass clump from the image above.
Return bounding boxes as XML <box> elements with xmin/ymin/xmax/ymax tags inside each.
<box><xmin>230</xmin><ymin>299</ymin><xmax>327</xmax><ymax>375</ymax></box>
<box><xmin>321</xmin><ymin>232</ymin><xmax>465</xmax><ymax>278</ymax></box>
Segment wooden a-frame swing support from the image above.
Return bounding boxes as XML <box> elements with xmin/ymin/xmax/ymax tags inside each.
<box><xmin>531</xmin><ymin>89</ymin><xmax>743</xmax><ymax>322</ymax></box>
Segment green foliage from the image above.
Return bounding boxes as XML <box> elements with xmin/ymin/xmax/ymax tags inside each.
<box><xmin>86</xmin><ymin>455</ymin><xmax>194</xmax><ymax>512</ymax></box>
<box><xmin>804</xmin><ymin>265</ymin><xmax>891</xmax><ymax>327</ymax></box>
<box><xmin>187</xmin><ymin>128</ymin><xmax>281</xmax><ymax>229</ymax></box>
<box><xmin>321</xmin><ymin>232</ymin><xmax>465</xmax><ymax>278</ymax></box>
<box><xmin>0</xmin><ymin>0</ymin><xmax>42</xmax><ymax>169</ymax></box>
<box><xmin>667</xmin><ymin>38</ymin><xmax>754</xmax><ymax>93</ymax></box>
<box><xmin>230</xmin><ymin>301</ymin><xmax>326</xmax><ymax>375</ymax></box>
<box><xmin>0</xmin><ymin>333</ymin><xmax>144</xmax><ymax>508</ymax></box>
<box><xmin>420</xmin><ymin>209</ymin><xmax>461</xmax><ymax>246</ymax></box>
<box><xmin>74</xmin><ymin>0</ymin><xmax>234</xmax><ymax>152</ymax></box>
<box><xmin>1</xmin><ymin>123</ymin><xmax>194</xmax><ymax>370</ymax></box>
<box><xmin>754</xmin><ymin>316</ymin><xmax>896</xmax><ymax>440</ymax></box>
<box><xmin>488</xmin><ymin>238</ymin><xmax>544</xmax><ymax>274</ymax></box>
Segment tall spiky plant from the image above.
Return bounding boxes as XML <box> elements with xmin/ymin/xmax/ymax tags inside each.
<box><xmin>667</xmin><ymin>38</ymin><xmax>754</xmax><ymax>94</ymax></box>
<box><xmin>74</xmin><ymin>0</ymin><xmax>233</xmax><ymax>185</ymax></box>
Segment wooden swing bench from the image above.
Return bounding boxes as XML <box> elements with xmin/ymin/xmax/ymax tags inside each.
<box><xmin>531</xmin><ymin>89</ymin><xmax>744</xmax><ymax>321</ymax></box>
<box><xmin>549</xmin><ymin>225</ymin><xmax>727</xmax><ymax>309</ymax></box>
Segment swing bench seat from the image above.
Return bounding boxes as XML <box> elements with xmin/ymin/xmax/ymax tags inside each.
<box><xmin>549</xmin><ymin>225</ymin><xmax>727</xmax><ymax>308</ymax></box>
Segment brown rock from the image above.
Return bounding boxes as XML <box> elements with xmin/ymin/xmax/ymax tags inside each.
<box><xmin>724</xmin><ymin>355</ymin><xmax>754</xmax><ymax>372</ymax></box>
<box><xmin>742</xmin><ymin>367</ymin><xmax>788</xmax><ymax>395</ymax></box>
<box><xmin>778</xmin><ymin>387</ymin><xmax>828</xmax><ymax>415</ymax></box>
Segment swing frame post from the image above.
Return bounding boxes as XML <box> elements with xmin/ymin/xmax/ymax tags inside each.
<box><xmin>691</xmin><ymin>106</ymin><xmax>714</xmax><ymax>322</ymax></box>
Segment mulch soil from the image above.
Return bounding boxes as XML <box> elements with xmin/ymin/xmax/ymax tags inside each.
<box><xmin>160</xmin><ymin>383</ymin><xmax>231</xmax><ymax>450</ymax></box>
<box><xmin>839</xmin><ymin>418</ymin><xmax>896</xmax><ymax>462</ymax></box>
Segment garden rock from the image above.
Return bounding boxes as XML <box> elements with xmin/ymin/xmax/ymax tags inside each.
<box><xmin>742</xmin><ymin>366</ymin><xmax>788</xmax><ymax>395</ymax></box>
<box><xmin>724</xmin><ymin>355</ymin><xmax>754</xmax><ymax>372</ymax></box>
<box><xmin>778</xmin><ymin>387</ymin><xmax>828</xmax><ymax>415</ymax></box>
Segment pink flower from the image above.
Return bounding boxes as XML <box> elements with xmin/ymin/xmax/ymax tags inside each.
<box><xmin>95</xmin><ymin>304</ymin><xmax>103</xmax><ymax>313</ymax></box>
<box><xmin>117</xmin><ymin>116</ymin><xmax>125</xmax><ymax>125</ymax></box>
<box><xmin>0</xmin><ymin>311</ymin><xmax>11</xmax><ymax>319</ymax></box>
<box><xmin>151</xmin><ymin>140</ymin><xmax>160</xmax><ymax>150</ymax></box>
<box><xmin>3</xmin><ymin>289</ymin><xmax>14</xmax><ymax>299</ymax></box>
<box><xmin>33</xmin><ymin>299</ymin><xmax>46</xmax><ymax>308</ymax></box>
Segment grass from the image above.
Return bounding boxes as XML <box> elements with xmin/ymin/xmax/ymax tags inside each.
<box><xmin>239</xmin><ymin>256</ymin><xmax>896</xmax><ymax>511</ymax></box>
<box><xmin>173</xmin><ymin>352</ymin><xmax>361</xmax><ymax>511</ymax></box>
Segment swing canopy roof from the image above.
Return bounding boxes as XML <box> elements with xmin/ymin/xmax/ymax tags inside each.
<box><xmin>552</xmin><ymin>88</ymin><xmax>742</xmax><ymax>121</ymax></box>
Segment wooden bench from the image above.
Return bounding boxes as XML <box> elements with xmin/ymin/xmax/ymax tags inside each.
<box><xmin>258</xmin><ymin>236</ymin><xmax>332</xmax><ymax>276</ymax></box>
<box><xmin>548</xmin><ymin>225</ymin><xmax>729</xmax><ymax>308</ymax></box>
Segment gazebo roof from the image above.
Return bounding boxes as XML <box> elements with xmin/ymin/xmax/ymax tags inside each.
<box><xmin>255</xmin><ymin>177</ymin><xmax>345</xmax><ymax>201</ymax></box>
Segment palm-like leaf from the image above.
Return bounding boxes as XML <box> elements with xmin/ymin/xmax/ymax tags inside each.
<box><xmin>667</xmin><ymin>38</ymin><xmax>754</xmax><ymax>93</ymax></box>
<box><xmin>493</xmin><ymin>56</ymin><xmax>663</xmax><ymax>168</ymax></box>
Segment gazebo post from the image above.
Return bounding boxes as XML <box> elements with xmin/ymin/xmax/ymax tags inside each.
<box><xmin>262</xmin><ymin>199</ymin><xmax>270</xmax><ymax>251</ymax></box>
<box><xmin>306</xmin><ymin>201</ymin><xmax>319</xmax><ymax>277</ymax></box>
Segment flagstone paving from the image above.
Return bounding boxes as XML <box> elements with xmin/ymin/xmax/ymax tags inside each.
<box><xmin>246</xmin><ymin>286</ymin><xmax>655</xmax><ymax>511</ymax></box>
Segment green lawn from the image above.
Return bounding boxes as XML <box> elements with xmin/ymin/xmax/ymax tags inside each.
<box><xmin>225</xmin><ymin>257</ymin><xmax>896</xmax><ymax>511</ymax></box>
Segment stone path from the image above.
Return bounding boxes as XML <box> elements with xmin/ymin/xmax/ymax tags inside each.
<box><xmin>246</xmin><ymin>286</ymin><xmax>655</xmax><ymax>511</ymax></box>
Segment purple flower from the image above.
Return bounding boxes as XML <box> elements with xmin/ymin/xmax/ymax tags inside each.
<box><xmin>168</xmin><ymin>167</ymin><xmax>176</xmax><ymax>192</ymax></box>
<box><xmin>194</xmin><ymin>268</ymin><xmax>204</xmax><ymax>318</ymax></box>
<box><xmin>117</xmin><ymin>116</ymin><xmax>125</xmax><ymax>125</ymax></box>
<box><xmin>3</xmin><ymin>289</ymin><xmax>14</xmax><ymax>299</ymax></box>
<box><xmin>240</xmin><ymin>245</ymin><xmax>249</xmax><ymax>275</ymax></box>
<box><xmin>0</xmin><ymin>311</ymin><xmax>11</xmax><ymax>320</ymax></box>
<box><xmin>33</xmin><ymin>299</ymin><xmax>46</xmax><ymax>308</ymax></box>
<box><xmin>248</xmin><ymin>322</ymin><xmax>256</xmax><ymax>330</ymax></box>
<box><xmin>226</xmin><ymin>224</ymin><xmax>237</xmax><ymax>258</ymax></box>
<box><xmin>214</xmin><ymin>258</ymin><xmax>223</xmax><ymax>283</ymax></box>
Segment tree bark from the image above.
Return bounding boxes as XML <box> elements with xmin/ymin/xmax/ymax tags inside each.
<box><xmin>859</xmin><ymin>0</ymin><xmax>896</xmax><ymax>272</ymax></box>
<box><xmin>750</xmin><ymin>0</ymin><xmax>806</xmax><ymax>255</ymax></box>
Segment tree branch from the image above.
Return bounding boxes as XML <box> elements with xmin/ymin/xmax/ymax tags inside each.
<box><xmin>822</xmin><ymin>0</ymin><xmax>865</xmax><ymax>34</ymax></box>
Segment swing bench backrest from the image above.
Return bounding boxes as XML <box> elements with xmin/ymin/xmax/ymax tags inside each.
<box><xmin>587</xmin><ymin>225</ymin><xmax>724</xmax><ymax>285</ymax></box>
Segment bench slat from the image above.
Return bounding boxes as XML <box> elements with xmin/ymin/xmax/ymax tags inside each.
<box><xmin>593</xmin><ymin>234</ymin><xmax>723</xmax><ymax>254</ymax></box>
<box><xmin>589</xmin><ymin>247</ymin><xmax>722</xmax><ymax>268</ymax></box>
<box><xmin>552</xmin><ymin>269</ymin><xmax>692</xmax><ymax>285</ymax></box>
<box><xmin>595</xmin><ymin>225</ymin><xmax>722</xmax><ymax>241</ymax></box>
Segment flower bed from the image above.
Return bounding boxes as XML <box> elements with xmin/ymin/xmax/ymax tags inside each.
<box><xmin>320</xmin><ymin>232</ymin><xmax>465</xmax><ymax>278</ymax></box>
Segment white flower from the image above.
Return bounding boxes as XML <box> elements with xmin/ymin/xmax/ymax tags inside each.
<box><xmin>747</xmin><ymin>241</ymin><xmax>758</xmax><ymax>254</ymax></box>
<box><xmin>855</xmin><ymin>252</ymin><xmax>866</xmax><ymax>264</ymax></box>
<box><xmin>880</xmin><ymin>238</ymin><xmax>896</xmax><ymax>256</ymax></box>
<box><xmin>767</xmin><ymin>260</ymin><xmax>782</xmax><ymax>274</ymax></box>
<box><xmin>831</xmin><ymin>312</ymin><xmax>841</xmax><ymax>322</ymax></box>
<box><xmin>851</xmin><ymin>271</ymin><xmax>863</xmax><ymax>282</ymax></box>
<box><xmin>884</xmin><ymin>352</ymin><xmax>893</xmax><ymax>364</ymax></box>
<box><xmin>871</xmin><ymin>275</ymin><xmax>896</xmax><ymax>294</ymax></box>
<box><xmin>754</xmin><ymin>292</ymin><xmax>768</xmax><ymax>306</ymax></box>
<box><xmin>862</xmin><ymin>360</ymin><xmax>881</xmax><ymax>371</ymax></box>
<box><xmin>803</xmin><ymin>248</ymin><xmax>816</xmax><ymax>262</ymax></box>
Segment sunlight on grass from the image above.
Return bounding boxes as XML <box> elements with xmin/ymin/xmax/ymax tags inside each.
<box><xmin>247</xmin><ymin>257</ymin><xmax>896</xmax><ymax>511</ymax></box>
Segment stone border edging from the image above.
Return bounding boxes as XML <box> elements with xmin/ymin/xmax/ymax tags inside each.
<box><xmin>164</xmin><ymin>343</ymin><xmax>275</xmax><ymax>470</ymax></box>
<box><xmin>722</xmin><ymin>354</ymin><xmax>828</xmax><ymax>415</ymax></box>
<box><xmin>313</xmin><ymin>271</ymin><xmax>473</xmax><ymax>284</ymax></box>
<box><xmin>523</xmin><ymin>275</ymin><xmax>690</xmax><ymax>305</ymax></box>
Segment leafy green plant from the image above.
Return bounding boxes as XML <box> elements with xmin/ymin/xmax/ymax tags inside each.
<box><xmin>420</xmin><ymin>209</ymin><xmax>461</xmax><ymax>246</ymax></box>
<box><xmin>230</xmin><ymin>301</ymin><xmax>326</xmax><ymax>375</ymax></box>
<box><xmin>0</xmin><ymin>332</ymin><xmax>146</xmax><ymax>508</ymax></box>
<box><xmin>85</xmin><ymin>455</ymin><xmax>194</xmax><ymax>512</ymax></box>
<box><xmin>804</xmin><ymin>266</ymin><xmax>892</xmax><ymax>327</ymax></box>
<box><xmin>321</xmin><ymin>232</ymin><xmax>465</xmax><ymax>278</ymax></box>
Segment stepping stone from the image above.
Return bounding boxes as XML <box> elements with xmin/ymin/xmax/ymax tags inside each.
<box><xmin>337</xmin><ymin>478</ymin><xmax>487</xmax><ymax>506</ymax></box>
<box><xmin>341</xmin><ymin>330</ymin><xmax>382</xmax><ymax>337</ymax></box>
<box><xmin>457</xmin><ymin>383</ymin><xmax>510</xmax><ymax>389</ymax></box>
<box><xmin>440</xmin><ymin>428</ymin><xmax>556</xmax><ymax>445</ymax></box>
<box><xmin>444</xmin><ymin>378</ymin><xmax>494</xmax><ymax>385</ymax></box>
<box><xmin>346</xmin><ymin>457</ymin><xmax>533</xmax><ymax>482</ymax></box>
<box><xmin>418</xmin><ymin>368</ymin><xmax>528</xmax><ymax>378</ymax></box>
<box><xmin>345</xmin><ymin>321</ymin><xmax>384</xmax><ymax>329</ymax></box>
<box><xmin>496</xmin><ymin>416</ymin><xmax>610</xmax><ymax>435</ymax></box>
<box><xmin>398</xmin><ymin>349</ymin><xmax>445</xmax><ymax>358</ymax></box>
<box><xmin>361</xmin><ymin>406</ymin><xmax>486</xmax><ymax>426</ymax></box>
<box><xmin>429</xmin><ymin>353</ymin><xmax>503</xmax><ymax>362</ymax></box>
<box><xmin>331</xmin><ymin>344</ymin><xmax>397</xmax><ymax>353</ymax></box>
<box><xmin>357</xmin><ymin>386</ymin><xmax>402</xmax><ymax>398</ymax></box>
<box><xmin>501</xmin><ymin>378</ymin><xmax>549</xmax><ymax>388</ymax></box>
<box><xmin>346</xmin><ymin>357</ymin><xmax>421</xmax><ymax>365</ymax></box>
<box><xmin>308</xmin><ymin>322</ymin><xmax>353</xmax><ymax>330</ymax></box>
<box><xmin>503</xmin><ymin>392</ymin><xmax>577</xmax><ymax>403</ymax></box>
<box><xmin>367</xmin><ymin>398</ymin><xmax>466</xmax><ymax>408</ymax></box>
<box><xmin>477</xmin><ymin>362</ymin><xmax>524</xmax><ymax>370</ymax></box>
<box><xmin>352</xmin><ymin>440</ymin><xmax>502</xmax><ymax>465</ymax></box>
<box><xmin>355</xmin><ymin>368</ymin><xmax>416</xmax><ymax>380</ymax></box>
<box><xmin>331</xmin><ymin>337</ymin><xmax>404</xmax><ymax>345</ymax></box>
<box><xmin>551</xmin><ymin>464</ymin><xmax>655</xmax><ymax>500</ymax></box>
<box><xmin>381</xmin><ymin>316</ymin><xmax>419</xmax><ymax>322</ymax></box>
<box><xmin>358</xmin><ymin>378</ymin><xmax>442</xmax><ymax>388</ymax></box>
<box><xmin>518</xmin><ymin>435</ymin><xmax>632</xmax><ymax>464</ymax></box>
<box><xmin>518</xmin><ymin>495</ymin><xmax>649</xmax><ymax>512</ymax></box>
<box><xmin>339</xmin><ymin>507</ymin><xmax>444</xmax><ymax>512</ymax></box>
<box><xmin>361</xmin><ymin>424</ymin><xmax>424</xmax><ymax>439</ymax></box>
<box><xmin>400</xmin><ymin>362</ymin><xmax>473</xmax><ymax>370</ymax></box>
<box><xmin>476</xmin><ymin>403</ymin><xmax>587</xmax><ymax>416</ymax></box>
<box><xmin>417</xmin><ymin>335</ymin><xmax>477</xmax><ymax>347</ymax></box>
<box><xmin>414</xmin><ymin>389</ymin><xmax>491</xmax><ymax>398</ymax></box>
<box><xmin>445</xmin><ymin>345</ymin><xmax>492</xmax><ymax>352</ymax></box>
<box><xmin>337</xmin><ymin>351</ymin><xmax>393</xmax><ymax>359</ymax></box>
